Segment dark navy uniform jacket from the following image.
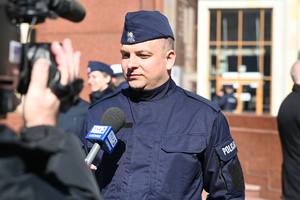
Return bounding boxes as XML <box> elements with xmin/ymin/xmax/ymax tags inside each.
<box><xmin>90</xmin><ymin>86</ymin><xmax>114</xmax><ymax>104</ymax></box>
<box><xmin>114</xmin><ymin>81</ymin><xmax>129</xmax><ymax>93</ymax></box>
<box><xmin>219</xmin><ymin>93</ymin><xmax>237</xmax><ymax>111</ymax></box>
<box><xmin>79</xmin><ymin>78</ymin><xmax>245</xmax><ymax>200</ymax></box>
<box><xmin>57</xmin><ymin>98</ymin><xmax>90</xmax><ymax>136</ymax></box>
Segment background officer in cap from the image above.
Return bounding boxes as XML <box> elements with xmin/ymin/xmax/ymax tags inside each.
<box><xmin>110</xmin><ymin>64</ymin><xmax>129</xmax><ymax>93</ymax></box>
<box><xmin>57</xmin><ymin>90</ymin><xmax>90</xmax><ymax>136</ymax></box>
<box><xmin>212</xmin><ymin>88</ymin><xmax>225</xmax><ymax>107</ymax></box>
<box><xmin>80</xmin><ymin>10</ymin><xmax>245</xmax><ymax>200</ymax></box>
<box><xmin>218</xmin><ymin>85</ymin><xmax>237</xmax><ymax>112</ymax></box>
<box><xmin>87</xmin><ymin>61</ymin><xmax>114</xmax><ymax>104</ymax></box>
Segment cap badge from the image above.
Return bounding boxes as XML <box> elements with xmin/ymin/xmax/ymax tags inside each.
<box><xmin>88</xmin><ymin>67</ymin><xmax>91</xmax><ymax>73</ymax></box>
<box><xmin>127</xmin><ymin>31</ymin><xmax>135</xmax><ymax>43</ymax></box>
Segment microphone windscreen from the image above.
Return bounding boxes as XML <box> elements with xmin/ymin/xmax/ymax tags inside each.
<box><xmin>56</xmin><ymin>0</ymin><xmax>86</xmax><ymax>22</ymax></box>
<box><xmin>100</xmin><ymin>107</ymin><xmax>126</xmax><ymax>133</ymax></box>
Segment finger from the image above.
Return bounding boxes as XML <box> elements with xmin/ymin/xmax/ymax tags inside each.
<box><xmin>51</xmin><ymin>40</ymin><xmax>69</xmax><ymax>85</ymax></box>
<box><xmin>90</xmin><ymin>164</ymin><xmax>97</xmax><ymax>170</ymax></box>
<box><xmin>73</xmin><ymin>51</ymin><xmax>81</xmax><ymax>78</ymax></box>
<box><xmin>62</xmin><ymin>38</ymin><xmax>75</xmax><ymax>81</ymax></box>
<box><xmin>27</xmin><ymin>58</ymin><xmax>49</xmax><ymax>93</ymax></box>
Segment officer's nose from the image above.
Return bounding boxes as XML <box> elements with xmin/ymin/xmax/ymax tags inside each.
<box><xmin>127</xmin><ymin>55</ymin><xmax>138</xmax><ymax>70</ymax></box>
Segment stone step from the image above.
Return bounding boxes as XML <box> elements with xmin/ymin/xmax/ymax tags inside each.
<box><xmin>245</xmin><ymin>198</ymin><xmax>269</xmax><ymax>200</ymax></box>
<box><xmin>245</xmin><ymin>183</ymin><xmax>261</xmax><ymax>198</ymax></box>
<box><xmin>201</xmin><ymin>183</ymin><xmax>265</xmax><ymax>199</ymax></box>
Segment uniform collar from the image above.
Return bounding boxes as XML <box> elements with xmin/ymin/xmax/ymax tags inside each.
<box><xmin>90</xmin><ymin>86</ymin><xmax>114</xmax><ymax>104</ymax></box>
<box><xmin>293</xmin><ymin>84</ymin><xmax>300</xmax><ymax>93</ymax></box>
<box><xmin>128</xmin><ymin>78</ymin><xmax>176</xmax><ymax>102</ymax></box>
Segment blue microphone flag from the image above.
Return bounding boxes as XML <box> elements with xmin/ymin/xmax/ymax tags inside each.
<box><xmin>86</xmin><ymin>125</ymin><xmax>119</xmax><ymax>154</ymax></box>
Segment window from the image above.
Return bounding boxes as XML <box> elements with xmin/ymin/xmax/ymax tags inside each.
<box><xmin>209</xmin><ymin>9</ymin><xmax>272</xmax><ymax>114</ymax></box>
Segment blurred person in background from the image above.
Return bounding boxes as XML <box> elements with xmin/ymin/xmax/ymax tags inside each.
<box><xmin>88</xmin><ymin>61</ymin><xmax>114</xmax><ymax>104</ymax></box>
<box><xmin>110</xmin><ymin>64</ymin><xmax>129</xmax><ymax>92</ymax></box>
<box><xmin>277</xmin><ymin>60</ymin><xmax>300</xmax><ymax>200</ymax></box>
<box><xmin>212</xmin><ymin>88</ymin><xmax>225</xmax><ymax>107</ymax></box>
<box><xmin>57</xmin><ymin>94</ymin><xmax>90</xmax><ymax>137</ymax></box>
<box><xmin>218</xmin><ymin>85</ymin><xmax>237</xmax><ymax>112</ymax></box>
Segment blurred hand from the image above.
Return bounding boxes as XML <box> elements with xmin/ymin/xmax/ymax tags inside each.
<box><xmin>90</xmin><ymin>164</ymin><xmax>97</xmax><ymax>170</ymax></box>
<box><xmin>23</xmin><ymin>38</ymin><xmax>81</xmax><ymax>127</ymax></box>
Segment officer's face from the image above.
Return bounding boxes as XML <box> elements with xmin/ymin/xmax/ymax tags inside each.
<box><xmin>120</xmin><ymin>39</ymin><xmax>175</xmax><ymax>91</ymax></box>
<box><xmin>88</xmin><ymin>71</ymin><xmax>110</xmax><ymax>92</ymax></box>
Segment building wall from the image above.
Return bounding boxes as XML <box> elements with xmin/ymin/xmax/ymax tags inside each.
<box><xmin>225</xmin><ymin>113</ymin><xmax>282</xmax><ymax>200</ymax></box>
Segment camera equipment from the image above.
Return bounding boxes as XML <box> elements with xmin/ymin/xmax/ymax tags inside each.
<box><xmin>0</xmin><ymin>0</ymin><xmax>86</xmax><ymax>115</ymax></box>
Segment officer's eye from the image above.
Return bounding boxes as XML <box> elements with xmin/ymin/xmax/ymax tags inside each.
<box><xmin>122</xmin><ymin>53</ymin><xmax>130</xmax><ymax>59</ymax></box>
<box><xmin>136</xmin><ymin>52</ymin><xmax>151</xmax><ymax>59</ymax></box>
<box><xmin>139</xmin><ymin>54</ymin><xmax>150</xmax><ymax>59</ymax></box>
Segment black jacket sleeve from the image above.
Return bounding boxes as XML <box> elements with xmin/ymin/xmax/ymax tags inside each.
<box><xmin>0</xmin><ymin>124</ymin><xmax>102</xmax><ymax>200</ymax></box>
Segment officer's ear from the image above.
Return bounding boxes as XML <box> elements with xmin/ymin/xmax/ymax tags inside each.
<box><xmin>165</xmin><ymin>49</ymin><xmax>176</xmax><ymax>71</ymax></box>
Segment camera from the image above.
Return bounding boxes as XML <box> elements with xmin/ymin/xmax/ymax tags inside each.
<box><xmin>0</xmin><ymin>0</ymin><xmax>86</xmax><ymax>115</ymax></box>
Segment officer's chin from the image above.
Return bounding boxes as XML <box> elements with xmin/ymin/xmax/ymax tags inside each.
<box><xmin>127</xmin><ymin>81</ymin><xmax>145</xmax><ymax>92</ymax></box>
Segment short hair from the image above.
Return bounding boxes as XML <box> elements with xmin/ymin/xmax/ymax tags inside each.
<box><xmin>100</xmin><ymin>71</ymin><xmax>110</xmax><ymax>78</ymax></box>
<box><xmin>164</xmin><ymin>37</ymin><xmax>175</xmax><ymax>51</ymax></box>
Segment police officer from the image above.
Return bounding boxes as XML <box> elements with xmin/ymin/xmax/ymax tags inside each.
<box><xmin>110</xmin><ymin>64</ymin><xmax>129</xmax><ymax>92</ymax></box>
<box><xmin>212</xmin><ymin>88</ymin><xmax>225</xmax><ymax>106</ymax></box>
<box><xmin>87</xmin><ymin>61</ymin><xmax>114</xmax><ymax>104</ymax></box>
<box><xmin>79</xmin><ymin>11</ymin><xmax>245</xmax><ymax>199</ymax></box>
<box><xmin>218</xmin><ymin>85</ymin><xmax>237</xmax><ymax>111</ymax></box>
<box><xmin>57</xmin><ymin>54</ymin><xmax>90</xmax><ymax>136</ymax></box>
<box><xmin>57</xmin><ymin>97</ymin><xmax>90</xmax><ymax>136</ymax></box>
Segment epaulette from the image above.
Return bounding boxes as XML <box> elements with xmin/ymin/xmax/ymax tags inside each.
<box><xmin>88</xmin><ymin>89</ymin><xmax>126</xmax><ymax>109</ymax></box>
<box><xmin>183</xmin><ymin>89</ymin><xmax>221</xmax><ymax>113</ymax></box>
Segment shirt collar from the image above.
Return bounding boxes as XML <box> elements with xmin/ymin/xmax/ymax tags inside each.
<box><xmin>128</xmin><ymin>78</ymin><xmax>176</xmax><ymax>102</ymax></box>
<box><xmin>293</xmin><ymin>84</ymin><xmax>300</xmax><ymax>93</ymax></box>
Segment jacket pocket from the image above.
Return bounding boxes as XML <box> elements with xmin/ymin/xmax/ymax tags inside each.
<box><xmin>159</xmin><ymin>134</ymin><xmax>206</xmax><ymax>195</ymax></box>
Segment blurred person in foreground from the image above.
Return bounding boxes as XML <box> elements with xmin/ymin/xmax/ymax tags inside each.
<box><xmin>110</xmin><ymin>64</ymin><xmax>129</xmax><ymax>92</ymax></box>
<box><xmin>88</xmin><ymin>61</ymin><xmax>114</xmax><ymax>104</ymax></box>
<box><xmin>277</xmin><ymin>60</ymin><xmax>300</xmax><ymax>200</ymax></box>
<box><xmin>0</xmin><ymin>39</ymin><xmax>102</xmax><ymax>200</ymax></box>
<box><xmin>79</xmin><ymin>10</ymin><xmax>245</xmax><ymax>200</ymax></box>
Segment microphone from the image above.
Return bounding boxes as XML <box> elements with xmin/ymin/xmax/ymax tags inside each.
<box><xmin>51</xmin><ymin>0</ymin><xmax>86</xmax><ymax>22</ymax></box>
<box><xmin>85</xmin><ymin>107</ymin><xmax>126</xmax><ymax>166</ymax></box>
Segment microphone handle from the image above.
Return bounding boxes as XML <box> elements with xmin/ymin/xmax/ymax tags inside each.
<box><xmin>85</xmin><ymin>143</ymin><xmax>101</xmax><ymax>166</ymax></box>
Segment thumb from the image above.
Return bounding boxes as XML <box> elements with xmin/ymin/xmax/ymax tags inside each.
<box><xmin>27</xmin><ymin>58</ymin><xmax>49</xmax><ymax>93</ymax></box>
